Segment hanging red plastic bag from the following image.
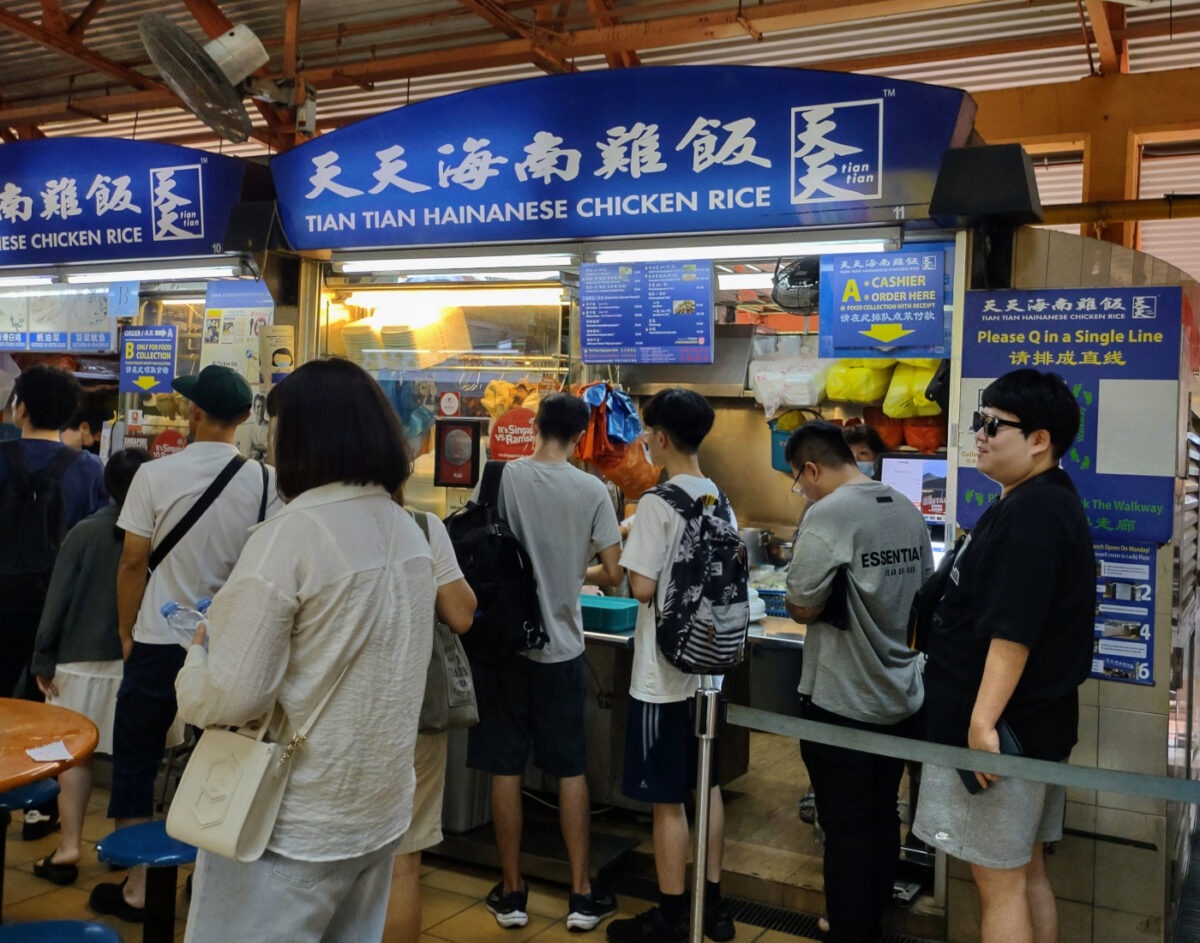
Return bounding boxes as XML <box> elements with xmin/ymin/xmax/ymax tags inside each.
<box><xmin>593</xmin><ymin>435</ymin><xmax>663</xmax><ymax>497</ymax></box>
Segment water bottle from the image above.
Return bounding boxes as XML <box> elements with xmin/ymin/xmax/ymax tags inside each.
<box><xmin>161</xmin><ymin>597</ymin><xmax>211</xmax><ymax>649</ymax></box>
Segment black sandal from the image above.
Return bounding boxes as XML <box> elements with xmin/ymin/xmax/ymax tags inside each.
<box><xmin>33</xmin><ymin>854</ymin><xmax>79</xmax><ymax>886</ymax></box>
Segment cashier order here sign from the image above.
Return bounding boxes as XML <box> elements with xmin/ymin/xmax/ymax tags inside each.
<box><xmin>958</xmin><ymin>286</ymin><xmax>1184</xmax><ymax>686</ymax></box>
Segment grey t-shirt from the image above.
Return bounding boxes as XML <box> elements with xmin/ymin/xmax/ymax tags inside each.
<box><xmin>492</xmin><ymin>457</ymin><xmax>621</xmax><ymax>663</ymax></box>
<box><xmin>786</xmin><ymin>480</ymin><xmax>932</xmax><ymax>724</ymax></box>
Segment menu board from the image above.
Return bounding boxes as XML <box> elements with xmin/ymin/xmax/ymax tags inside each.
<box><xmin>579</xmin><ymin>261</ymin><xmax>714</xmax><ymax>364</ymax></box>
<box><xmin>0</xmin><ymin>289</ymin><xmax>114</xmax><ymax>352</ymax></box>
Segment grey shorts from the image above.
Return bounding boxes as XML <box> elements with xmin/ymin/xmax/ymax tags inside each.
<box><xmin>911</xmin><ymin>763</ymin><xmax>1065</xmax><ymax>870</ymax></box>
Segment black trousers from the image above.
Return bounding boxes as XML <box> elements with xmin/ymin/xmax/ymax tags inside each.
<box><xmin>108</xmin><ymin>642</ymin><xmax>187</xmax><ymax>820</ymax></box>
<box><xmin>799</xmin><ymin>699</ymin><xmax>918</xmax><ymax>943</ymax></box>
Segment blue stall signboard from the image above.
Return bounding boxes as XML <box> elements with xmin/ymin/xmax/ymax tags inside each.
<box><xmin>120</xmin><ymin>325</ymin><xmax>177</xmax><ymax>394</ymax></box>
<box><xmin>271</xmin><ymin>67</ymin><xmax>975</xmax><ymax>250</ymax></box>
<box><xmin>819</xmin><ymin>246</ymin><xmax>949</xmax><ymax>356</ymax></box>
<box><xmin>580</xmin><ymin>261</ymin><xmax>714</xmax><ymax>364</ymax></box>
<box><xmin>958</xmin><ymin>287</ymin><xmax>1182</xmax><ymax>543</ymax></box>
<box><xmin>1093</xmin><ymin>542</ymin><xmax>1156</xmax><ymax>685</ymax></box>
<box><xmin>0</xmin><ymin>139</ymin><xmax>246</xmax><ymax>267</ymax></box>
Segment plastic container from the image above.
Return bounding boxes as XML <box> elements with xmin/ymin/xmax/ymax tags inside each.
<box><xmin>755</xmin><ymin>589</ymin><xmax>788</xmax><ymax>618</ymax></box>
<box><xmin>580</xmin><ymin>595</ymin><xmax>639</xmax><ymax>633</ymax></box>
<box><xmin>162</xmin><ymin>597</ymin><xmax>212</xmax><ymax>649</ymax></box>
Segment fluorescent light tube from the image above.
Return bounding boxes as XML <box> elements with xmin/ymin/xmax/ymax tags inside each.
<box><xmin>0</xmin><ymin>275</ymin><xmax>55</xmax><ymax>287</ymax></box>
<box><xmin>346</xmin><ymin>288</ymin><xmax>564</xmax><ymax>308</ymax></box>
<box><xmin>65</xmin><ymin>264</ymin><xmax>243</xmax><ymax>284</ymax></box>
<box><xmin>337</xmin><ymin>253</ymin><xmax>574</xmax><ymax>274</ymax></box>
<box><xmin>594</xmin><ymin>240</ymin><xmax>890</xmax><ymax>264</ymax></box>
<box><xmin>717</xmin><ymin>273</ymin><xmax>776</xmax><ymax>290</ymax></box>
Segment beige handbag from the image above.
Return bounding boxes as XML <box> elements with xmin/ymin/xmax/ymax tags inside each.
<box><xmin>166</xmin><ymin>662</ymin><xmax>352</xmax><ymax>861</ymax></box>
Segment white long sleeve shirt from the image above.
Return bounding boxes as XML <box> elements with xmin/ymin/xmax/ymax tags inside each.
<box><xmin>175</xmin><ymin>483</ymin><xmax>435</xmax><ymax>861</ymax></box>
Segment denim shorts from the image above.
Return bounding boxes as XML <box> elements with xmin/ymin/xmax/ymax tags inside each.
<box><xmin>466</xmin><ymin>653</ymin><xmax>586</xmax><ymax>777</ymax></box>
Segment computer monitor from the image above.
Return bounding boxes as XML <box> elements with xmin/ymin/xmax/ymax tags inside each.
<box><xmin>875</xmin><ymin>451</ymin><xmax>948</xmax><ymax>526</ymax></box>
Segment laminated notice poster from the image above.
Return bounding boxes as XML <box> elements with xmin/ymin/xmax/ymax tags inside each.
<box><xmin>1092</xmin><ymin>542</ymin><xmax>1155</xmax><ymax>685</ymax></box>
<box><xmin>200</xmin><ymin>281</ymin><xmax>274</xmax><ymax>382</ymax></box>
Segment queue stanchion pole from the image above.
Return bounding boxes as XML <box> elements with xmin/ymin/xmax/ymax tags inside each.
<box><xmin>690</xmin><ymin>686</ymin><xmax>721</xmax><ymax>943</ymax></box>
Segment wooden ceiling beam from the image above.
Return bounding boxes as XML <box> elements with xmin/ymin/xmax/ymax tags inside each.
<box><xmin>283</xmin><ymin>0</ymin><xmax>300</xmax><ymax>79</ymax></box>
<box><xmin>456</xmin><ymin>0</ymin><xmax>574</xmax><ymax>73</ymax></box>
<box><xmin>40</xmin><ymin>0</ymin><xmax>68</xmax><ymax>33</ymax></box>
<box><xmin>68</xmin><ymin>0</ymin><xmax>108</xmax><ymax>38</ymax></box>
<box><xmin>1085</xmin><ymin>0</ymin><xmax>1125</xmax><ymax>75</ymax></box>
<box><xmin>180</xmin><ymin>0</ymin><xmax>234</xmax><ymax>39</ymax></box>
<box><xmin>586</xmin><ymin>0</ymin><xmax>639</xmax><ymax>68</ymax></box>
<box><xmin>0</xmin><ymin>7</ymin><xmax>163</xmax><ymax>92</ymax></box>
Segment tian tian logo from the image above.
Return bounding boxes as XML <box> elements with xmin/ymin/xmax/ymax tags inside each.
<box><xmin>149</xmin><ymin>164</ymin><xmax>205</xmax><ymax>241</ymax></box>
<box><xmin>790</xmin><ymin>99</ymin><xmax>884</xmax><ymax>205</ymax></box>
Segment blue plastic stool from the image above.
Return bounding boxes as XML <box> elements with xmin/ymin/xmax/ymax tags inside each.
<box><xmin>96</xmin><ymin>821</ymin><xmax>196</xmax><ymax>943</ymax></box>
<box><xmin>0</xmin><ymin>779</ymin><xmax>61</xmax><ymax>922</ymax></box>
<box><xmin>0</xmin><ymin>920</ymin><xmax>122</xmax><ymax>941</ymax></box>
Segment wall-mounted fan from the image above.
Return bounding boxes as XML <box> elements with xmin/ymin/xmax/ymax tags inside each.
<box><xmin>771</xmin><ymin>257</ymin><xmax>820</xmax><ymax>312</ymax></box>
<box><xmin>139</xmin><ymin>13</ymin><xmax>270</xmax><ymax>143</ymax></box>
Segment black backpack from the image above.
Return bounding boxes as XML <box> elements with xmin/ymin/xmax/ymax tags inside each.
<box><xmin>651</xmin><ymin>483</ymin><xmax>750</xmax><ymax>674</ymax></box>
<box><xmin>907</xmin><ymin>533</ymin><xmax>965</xmax><ymax>652</ymax></box>
<box><xmin>0</xmin><ymin>441</ymin><xmax>82</xmax><ymax>577</ymax></box>
<box><xmin>444</xmin><ymin>460</ymin><xmax>546</xmax><ymax>665</ymax></box>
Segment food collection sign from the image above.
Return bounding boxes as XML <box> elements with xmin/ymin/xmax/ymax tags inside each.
<box><xmin>958</xmin><ymin>287</ymin><xmax>1182</xmax><ymax>544</ymax></box>
<box><xmin>120</xmin><ymin>325</ymin><xmax>177</xmax><ymax>395</ymax></box>
<box><xmin>0</xmin><ymin>139</ymin><xmax>246</xmax><ymax>266</ymax></box>
<box><xmin>579</xmin><ymin>261</ymin><xmax>714</xmax><ymax>364</ymax></box>
<box><xmin>271</xmin><ymin>66</ymin><xmax>975</xmax><ymax>250</ymax></box>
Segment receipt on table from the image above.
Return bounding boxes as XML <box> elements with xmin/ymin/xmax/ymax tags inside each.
<box><xmin>26</xmin><ymin>740</ymin><xmax>73</xmax><ymax>762</ymax></box>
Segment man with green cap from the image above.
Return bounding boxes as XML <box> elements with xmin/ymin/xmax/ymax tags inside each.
<box><xmin>90</xmin><ymin>365</ymin><xmax>284</xmax><ymax>923</ymax></box>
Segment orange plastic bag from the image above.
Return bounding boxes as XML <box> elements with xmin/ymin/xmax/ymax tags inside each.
<box><xmin>593</xmin><ymin>436</ymin><xmax>663</xmax><ymax>497</ymax></box>
<box><xmin>863</xmin><ymin>406</ymin><xmax>905</xmax><ymax>450</ymax></box>
<box><xmin>903</xmin><ymin>415</ymin><xmax>947</xmax><ymax>453</ymax></box>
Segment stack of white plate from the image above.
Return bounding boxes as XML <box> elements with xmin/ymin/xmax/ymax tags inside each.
<box><xmin>440</xmin><ymin>306</ymin><xmax>472</xmax><ymax>355</ymax></box>
<box><xmin>748</xmin><ymin>586</ymin><xmax>768</xmax><ymax>622</ymax></box>
<box><xmin>341</xmin><ymin>322</ymin><xmax>383</xmax><ymax>364</ymax></box>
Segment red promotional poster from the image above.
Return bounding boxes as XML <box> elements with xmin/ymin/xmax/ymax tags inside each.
<box><xmin>150</xmin><ymin>428</ymin><xmax>188</xmax><ymax>459</ymax></box>
<box><xmin>489</xmin><ymin>407</ymin><xmax>536</xmax><ymax>461</ymax></box>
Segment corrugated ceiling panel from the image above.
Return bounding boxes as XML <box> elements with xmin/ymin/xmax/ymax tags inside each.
<box><xmin>1139</xmin><ymin>154</ymin><xmax>1200</xmax><ymax>282</ymax></box>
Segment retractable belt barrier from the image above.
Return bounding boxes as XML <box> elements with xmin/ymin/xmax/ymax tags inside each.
<box><xmin>683</xmin><ymin>689</ymin><xmax>1200</xmax><ymax>943</ymax></box>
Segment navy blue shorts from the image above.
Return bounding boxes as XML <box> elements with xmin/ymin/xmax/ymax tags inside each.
<box><xmin>467</xmin><ymin>653</ymin><xmax>586</xmax><ymax>777</ymax></box>
<box><xmin>621</xmin><ymin>697</ymin><xmax>718</xmax><ymax>805</ymax></box>
<box><xmin>107</xmin><ymin>641</ymin><xmax>187</xmax><ymax>820</ymax></box>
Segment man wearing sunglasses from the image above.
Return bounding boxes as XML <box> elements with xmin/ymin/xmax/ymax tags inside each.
<box><xmin>912</xmin><ymin>368</ymin><xmax>1095</xmax><ymax>943</ymax></box>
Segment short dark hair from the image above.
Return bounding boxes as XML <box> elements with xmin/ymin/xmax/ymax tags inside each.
<box><xmin>104</xmin><ymin>448</ymin><xmax>151</xmax><ymax>508</ymax></box>
<box><xmin>641</xmin><ymin>388</ymin><xmax>714</xmax><ymax>453</ymax></box>
<box><xmin>266</xmin><ymin>358</ymin><xmax>412</xmax><ymax>500</ymax></box>
<box><xmin>68</xmin><ymin>398</ymin><xmax>109</xmax><ymax>434</ymax></box>
<box><xmin>13</xmin><ymin>365</ymin><xmax>80</xmax><ymax>431</ymax></box>
<box><xmin>784</xmin><ymin>420</ymin><xmax>856</xmax><ymax>469</ymax></box>
<box><xmin>981</xmin><ymin>368</ymin><xmax>1080</xmax><ymax>460</ymax></box>
<box><xmin>535</xmin><ymin>393</ymin><xmax>589</xmax><ymax>445</ymax></box>
<box><xmin>842</xmin><ymin>423</ymin><xmax>886</xmax><ymax>458</ymax></box>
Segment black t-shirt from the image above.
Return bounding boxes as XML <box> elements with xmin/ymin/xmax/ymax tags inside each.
<box><xmin>923</xmin><ymin>467</ymin><xmax>1095</xmax><ymax>760</ymax></box>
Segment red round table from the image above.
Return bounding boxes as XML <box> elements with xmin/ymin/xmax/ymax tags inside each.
<box><xmin>0</xmin><ymin>697</ymin><xmax>98</xmax><ymax>791</ymax></box>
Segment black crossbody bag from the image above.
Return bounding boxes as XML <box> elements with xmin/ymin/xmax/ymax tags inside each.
<box><xmin>147</xmin><ymin>456</ymin><xmax>268</xmax><ymax>574</ymax></box>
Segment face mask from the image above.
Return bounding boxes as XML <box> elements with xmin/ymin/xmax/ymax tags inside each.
<box><xmin>857</xmin><ymin>461</ymin><xmax>876</xmax><ymax>476</ymax></box>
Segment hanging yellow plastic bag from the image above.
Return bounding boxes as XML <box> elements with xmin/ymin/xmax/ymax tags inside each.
<box><xmin>825</xmin><ymin>360</ymin><xmax>895</xmax><ymax>403</ymax></box>
<box><xmin>882</xmin><ymin>359</ymin><xmax>944</xmax><ymax>418</ymax></box>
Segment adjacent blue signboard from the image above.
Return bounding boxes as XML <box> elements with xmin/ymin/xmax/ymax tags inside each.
<box><xmin>120</xmin><ymin>325</ymin><xmax>177</xmax><ymax>394</ymax></box>
<box><xmin>820</xmin><ymin>246</ymin><xmax>948</xmax><ymax>355</ymax></box>
<box><xmin>271</xmin><ymin>67</ymin><xmax>975</xmax><ymax>250</ymax></box>
<box><xmin>0</xmin><ymin>139</ymin><xmax>246</xmax><ymax>267</ymax></box>
<box><xmin>580</xmin><ymin>261</ymin><xmax>714</xmax><ymax>364</ymax></box>
<box><xmin>1092</xmin><ymin>541</ymin><xmax>1156</xmax><ymax>685</ymax></box>
<box><xmin>958</xmin><ymin>287</ymin><xmax>1182</xmax><ymax>543</ymax></box>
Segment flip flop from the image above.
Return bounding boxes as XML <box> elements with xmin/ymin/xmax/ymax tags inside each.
<box><xmin>797</xmin><ymin>791</ymin><xmax>817</xmax><ymax>824</ymax></box>
<box><xmin>33</xmin><ymin>854</ymin><xmax>79</xmax><ymax>886</ymax></box>
<box><xmin>88</xmin><ymin>878</ymin><xmax>146</xmax><ymax>923</ymax></box>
